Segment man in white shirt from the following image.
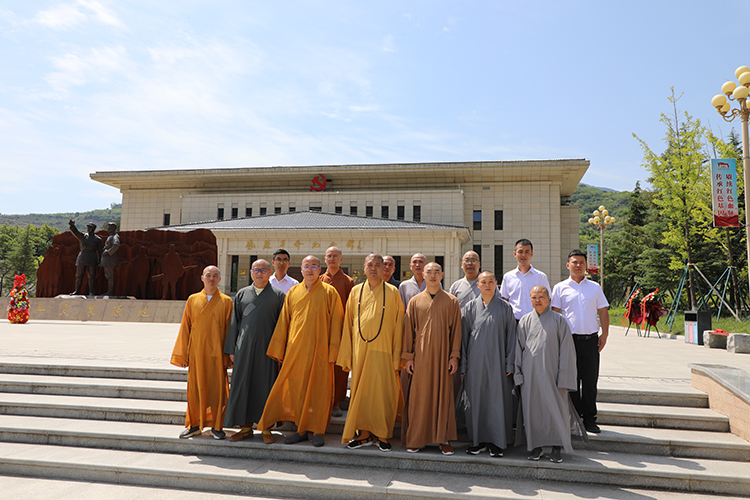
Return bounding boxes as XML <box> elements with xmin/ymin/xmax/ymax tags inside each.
<box><xmin>500</xmin><ymin>239</ymin><xmax>551</xmax><ymax>321</ymax></box>
<box><xmin>269</xmin><ymin>249</ymin><xmax>299</xmax><ymax>293</ymax></box>
<box><xmin>551</xmin><ymin>249</ymin><xmax>609</xmax><ymax>434</ymax></box>
<box><xmin>399</xmin><ymin>253</ymin><xmax>427</xmax><ymax>308</ymax></box>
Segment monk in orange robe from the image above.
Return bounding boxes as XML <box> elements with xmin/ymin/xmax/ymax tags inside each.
<box><xmin>320</xmin><ymin>245</ymin><xmax>355</xmax><ymax>417</ymax></box>
<box><xmin>171</xmin><ymin>265</ymin><xmax>234</xmax><ymax>440</ymax></box>
<box><xmin>258</xmin><ymin>255</ymin><xmax>344</xmax><ymax>447</ymax></box>
<box><xmin>402</xmin><ymin>262</ymin><xmax>462</xmax><ymax>455</ymax></box>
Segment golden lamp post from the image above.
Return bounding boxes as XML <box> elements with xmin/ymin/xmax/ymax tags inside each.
<box><xmin>588</xmin><ymin>205</ymin><xmax>616</xmax><ymax>291</ymax></box>
<box><xmin>711</xmin><ymin>65</ymin><xmax>750</xmax><ymax>298</ymax></box>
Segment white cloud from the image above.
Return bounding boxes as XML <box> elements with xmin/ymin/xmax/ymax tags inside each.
<box><xmin>44</xmin><ymin>45</ymin><xmax>130</xmax><ymax>94</ymax></box>
<box><xmin>35</xmin><ymin>1</ymin><xmax>123</xmax><ymax>30</ymax></box>
<box><xmin>349</xmin><ymin>105</ymin><xmax>378</xmax><ymax>112</ymax></box>
<box><xmin>382</xmin><ymin>34</ymin><xmax>396</xmax><ymax>53</ymax></box>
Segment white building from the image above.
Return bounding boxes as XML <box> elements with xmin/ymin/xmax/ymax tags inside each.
<box><xmin>91</xmin><ymin>159</ymin><xmax>587</xmax><ymax>294</ymax></box>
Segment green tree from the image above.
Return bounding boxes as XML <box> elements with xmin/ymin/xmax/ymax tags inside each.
<box><xmin>633</xmin><ymin>89</ymin><xmax>709</xmax><ymax>310</ymax></box>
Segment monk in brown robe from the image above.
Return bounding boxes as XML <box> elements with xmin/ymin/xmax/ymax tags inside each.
<box><xmin>320</xmin><ymin>246</ymin><xmax>355</xmax><ymax>417</ymax></box>
<box><xmin>171</xmin><ymin>265</ymin><xmax>234</xmax><ymax>440</ymax></box>
<box><xmin>402</xmin><ymin>262</ymin><xmax>462</xmax><ymax>455</ymax></box>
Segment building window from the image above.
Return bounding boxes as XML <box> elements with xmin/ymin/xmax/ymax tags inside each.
<box><xmin>381</xmin><ymin>206</ymin><xmax>389</xmax><ymax>218</ymax></box>
<box><xmin>230</xmin><ymin>255</ymin><xmax>239</xmax><ymax>293</ymax></box>
<box><xmin>274</xmin><ymin>206</ymin><xmax>282</xmax><ymax>214</ymax></box>
<box><xmin>245</xmin><ymin>207</ymin><xmax>252</xmax><ymax>217</ymax></box>
<box><xmin>289</xmin><ymin>206</ymin><xmax>296</xmax><ymax>213</ymax></box>
<box><xmin>231</xmin><ymin>207</ymin><xmax>238</xmax><ymax>219</ymax></box>
<box><xmin>473</xmin><ymin>210</ymin><xmax>482</xmax><ymax>231</ymax></box>
<box><xmin>310</xmin><ymin>205</ymin><xmax>322</xmax><ymax>212</ymax></box>
<box><xmin>335</xmin><ymin>206</ymin><xmax>343</xmax><ymax>214</ymax></box>
<box><xmin>397</xmin><ymin>205</ymin><xmax>405</xmax><ymax>220</ymax></box>
<box><xmin>495</xmin><ymin>210</ymin><xmax>503</xmax><ymax>230</ymax></box>
<box><xmin>163</xmin><ymin>213</ymin><xmax>171</xmax><ymax>226</ymax></box>
<box><xmin>260</xmin><ymin>207</ymin><xmax>267</xmax><ymax>216</ymax></box>
<box><xmin>413</xmin><ymin>205</ymin><xmax>421</xmax><ymax>222</ymax></box>
<box><xmin>350</xmin><ymin>205</ymin><xmax>358</xmax><ymax>216</ymax></box>
<box><xmin>473</xmin><ymin>244</ymin><xmax>482</xmax><ymax>261</ymax></box>
<box><xmin>217</xmin><ymin>208</ymin><xmax>224</xmax><ymax>220</ymax></box>
<box><xmin>494</xmin><ymin>245</ymin><xmax>503</xmax><ymax>277</ymax></box>
<box><xmin>366</xmin><ymin>205</ymin><xmax>373</xmax><ymax>217</ymax></box>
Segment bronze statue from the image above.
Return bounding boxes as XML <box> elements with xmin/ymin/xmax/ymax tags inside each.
<box><xmin>151</xmin><ymin>244</ymin><xmax>197</xmax><ymax>300</ymax></box>
<box><xmin>99</xmin><ymin>222</ymin><xmax>120</xmax><ymax>296</ymax></box>
<box><xmin>69</xmin><ymin>220</ymin><xmax>103</xmax><ymax>296</ymax></box>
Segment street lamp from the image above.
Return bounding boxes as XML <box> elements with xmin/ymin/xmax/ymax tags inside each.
<box><xmin>588</xmin><ymin>205</ymin><xmax>616</xmax><ymax>292</ymax></box>
<box><xmin>711</xmin><ymin>65</ymin><xmax>750</xmax><ymax>300</ymax></box>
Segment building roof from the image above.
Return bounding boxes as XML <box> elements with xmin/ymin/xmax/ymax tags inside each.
<box><xmin>92</xmin><ymin>158</ymin><xmax>589</xmax><ymax>197</ymax></box>
<box><xmin>155</xmin><ymin>210</ymin><xmax>469</xmax><ymax>232</ymax></box>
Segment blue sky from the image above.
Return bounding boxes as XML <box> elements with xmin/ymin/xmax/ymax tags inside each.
<box><xmin>2</xmin><ymin>0</ymin><xmax>750</xmax><ymax>214</ymax></box>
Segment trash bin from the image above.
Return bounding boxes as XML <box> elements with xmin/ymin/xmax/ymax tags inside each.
<box><xmin>684</xmin><ymin>310</ymin><xmax>711</xmax><ymax>345</ymax></box>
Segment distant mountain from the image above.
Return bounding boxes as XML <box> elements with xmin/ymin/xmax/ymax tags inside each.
<box><xmin>579</xmin><ymin>183</ymin><xmax>619</xmax><ymax>193</ymax></box>
<box><xmin>0</xmin><ymin>205</ymin><xmax>121</xmax><ymax>232</ymax></box>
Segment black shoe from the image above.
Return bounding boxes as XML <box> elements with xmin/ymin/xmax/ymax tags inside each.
<box><xmin>584</xmin><ymin>421</ymin><xmax>601</xmax><ymax>433</ymax></box>
<box><xmin>179</xmin><ymin>426</ymin><xmax>200</xmax><ymax>439</ymax></box>
<box><xmin>488</xmin><ymin>444</ymin><xmax>503</xmax><ymax>457</ymax></box>
<box><xmin>312</xmin><ymin>433</ymin><xmax>325</xmax><ymax>447</ymax></box>
<box><xmin>331</xmin><ymin>407</ymin><xmax>343</xmax><ymax>417</ymax></box>
<box><xmin>377</xmin><ymin>439</ymin><xmax>392</xmax><ymax>452</ymax></box>
<box><xmin>527</xmin><ymin>447</ymin><xmax>544</xmax><ymax>460</ymax></box>
<box><xmin>346</xmin><ymin>434</ymin><xmax>374</xmax><ymax>449</ymax></box>
<box><xmin>550</xmin><ymin>446</ymin><xmax>562</xmax><ymax>463</ymax></box>
<box><xmin>284</xmin><ymin>432</ymin><xmax>309</xmax><ymax>444</ymax></box>
<box><xmin>466</xmin><ymin>443</ymin><xmax>487</xmax><ymax>455</ymax></box>
<box><xmin>210</xmin><ymin>429</ymin><xmax>226</xmax><ymax>440</ymax></box>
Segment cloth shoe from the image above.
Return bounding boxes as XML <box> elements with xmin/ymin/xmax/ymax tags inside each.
<box><xmin>284</xmin><ymin>432</ymin><xmax>309</xmax><ymax>444</ymax></box>
<box><xmin>466</xmin><ymin>443</ymin><xmax>487</xmax><ymax>455</ymax></box>
<box><xmin>312</xmin><ymin>433</ymin><xmax>325</xmax><ymax>447</ymax></box>
<box><xmin>346</xmin><ymin>434</ymin><xmax>374</xmax><ymax>449</ymax></box>
<box><xmin>488</xmin><ymin>443</ymin><xmax>503</xmax><ymax>457</ymax></box>
<box><xmin>331</xmin><ymin>407</ymin><xmax>343</xmax><ymax>417</ymax></box>
<box><xmin>550</xmin><ymin>446</ymin><xmax>563</xmax><ymax>463</ymax></box>
<box><xmin>440</xmin><ymin>443</ymin><xmax>454</xmax><ymax>455</ymax></box>
<box><xmin>584</xmin><ymin>421</ymin><xmax>601</xmax><ymax>433</ymax></box>
<box><xmin>377</xmin><ymin>439</ymin><xmax>392</xmax><ymax>452</ymax></box>
<box><xmin>210</xmin><ymin>429</ymin><xmax>226</xmax><ymax>440</ymax></box>
<box><xmin>262</xmin><ymin>431</ymin><xmax>275</xmax><ymax>444</ymax></box>
<box><xmin>406</xmin><ymin>447</ymin><xmax>420</xmax><ymax>453</ymax></box>
<box><xmin>527</xmin><ymin>447</ymin><xmax>544</xmax><ymax>460</ymax></box>
<box><xmin>228</xmin><ymin>427</ymin><xmax>253</xmax><ymax>442</ymax></box>
<box><xmin>179</xmin><ymin>426</ymin><xmax>200</xmax><ymax>439</ymax></box>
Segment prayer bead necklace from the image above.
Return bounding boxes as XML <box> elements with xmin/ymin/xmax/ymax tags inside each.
<box><xmin>357</xmin><ymin>281</ymin><xmax>386</xmax><ymax>343</ymax></box>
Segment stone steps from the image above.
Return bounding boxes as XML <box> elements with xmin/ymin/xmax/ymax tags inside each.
<box><xmin>0</xmin><ymin>440</ymin><xmax>749</xmax><ymax>498</ymax></box>
<box><xmin>596</xmin><ymin>402</ymin><xmax>729</xmax><ymax>432</ymax></box>
<box><xmin>0</xmin><ymin>414</ymin><xmax>747</xmax><ymax>464</ymax></box>
<box><xmin>0</xmin><ymin>360</ymin><xmax>748</xmax><ymax>498</ymax></box>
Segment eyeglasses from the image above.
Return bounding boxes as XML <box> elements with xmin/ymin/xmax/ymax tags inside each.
<box><xmin>302</xmin><ymin>265</ymin><xmax>320</xmax><ymax>271</ymax></box>
<box><xmin>274</xmin><ymin>258</ymin><xmax>290</xmax><ymax>263</ymax></box>
<box><xmin>462</xmin><ymin>258</ymin><xmax>479</xmax><ymax>263</ymax></box>
<box><xmin>251</xmin><ymin>268</ymin><xmax>270</xmax><ymax>274</ymax></box>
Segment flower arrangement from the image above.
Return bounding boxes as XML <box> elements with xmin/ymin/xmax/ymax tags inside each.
<box><xmin>7</xmin><ymin>274</ymin><xmax>30</xmax><ymax>324</ymax></box>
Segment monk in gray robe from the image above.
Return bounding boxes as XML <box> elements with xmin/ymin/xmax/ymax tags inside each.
<box><xmin>514</xmin><ymin>285</ymin><xmax>579</xmax><ymax>463</ymax></box>
<box><xmin>224</xmin><ymin>259</ymin><xmax>285</xmax><ymax>442</ymax></box>
<box><xmin>458</xmin><ymin>271</ymin><xmax>515</xmax><ymax>457</ymax></box>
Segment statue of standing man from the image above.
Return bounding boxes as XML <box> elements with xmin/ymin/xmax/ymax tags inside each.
<box><xmin>69</xmin><ymin>220</ymin><xmax>103</xmax><ymax>296</ymax></box>
<box><xmin>100</xmin><ymin>222</ymin><xmax>120</xmax><ymax>296</ymax></box>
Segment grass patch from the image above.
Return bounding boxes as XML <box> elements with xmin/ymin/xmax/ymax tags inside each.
<box><xmin>609</xmin><ymin>306</ymin><xmax>750</xmax><ymax>335</ymax></box>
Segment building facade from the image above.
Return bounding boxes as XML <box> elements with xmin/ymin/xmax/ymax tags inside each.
<box><xmin>91</xmin><ymin>159</ymin><xmax>587</xmax><ymax>294</ymax></box>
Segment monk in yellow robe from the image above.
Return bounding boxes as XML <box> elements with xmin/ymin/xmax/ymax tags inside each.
<box><xmin>257</xmin><ymin>255</ymin><xmax>344</xmax><ymax>447</ymax></box>
<box><xmin>171</xmin><ymin>265</ymin><xmax>234</xmax><ymax>440</ymax></box>
<box><xmin>337</xmin><ymin>253</ymin><xmax>404</xmax><ymax>452</ymax></box>
<box><xmin>402</xmin><ymin>262</ymin><xmax>462</xmax><ymax>455</ymax></box>
<box><xmin>320</xmin><ymin>246</ymin><xmax>355</xmax><ymax>417</ymax></box>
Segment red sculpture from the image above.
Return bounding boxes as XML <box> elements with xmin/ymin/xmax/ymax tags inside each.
<box><xmin>36</xmin><ymin>229</ymin><xmax>217</xmax><ymax>300</ymax></box>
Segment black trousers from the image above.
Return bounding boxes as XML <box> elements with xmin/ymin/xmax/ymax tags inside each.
<box><xmin>571</xmin><ymin>333</ymin><xmax>599</xmax><ymax>423</ymax></box>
